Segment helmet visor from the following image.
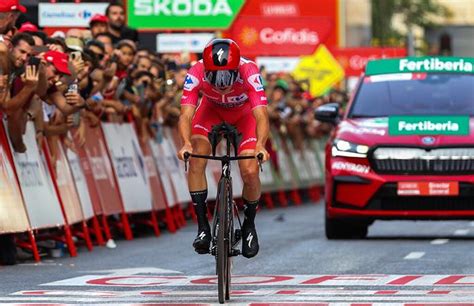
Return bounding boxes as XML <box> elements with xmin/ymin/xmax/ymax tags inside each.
<box><xmin>205</xmin><ymin>70</ymin><xmax>239</xmax><ymax>90</ymax></box>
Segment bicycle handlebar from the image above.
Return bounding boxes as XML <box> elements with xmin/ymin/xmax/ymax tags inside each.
<box><xmin>183</xmin><ymin>152</ymin><xmax>264</xmax><ymax>172</ymax></box>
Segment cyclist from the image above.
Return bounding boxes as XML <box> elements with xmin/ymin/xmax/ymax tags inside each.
<box><xmin>177</xmin><ymin>38</ymin><xmax>270</xmax><ymax>258</ymax></box>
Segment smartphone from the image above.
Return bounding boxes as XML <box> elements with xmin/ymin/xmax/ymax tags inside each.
<box><xmin>68</xmin><ymin>82</ymin><xmax>78</xmax><ymax>94</ymax></box>
<box><xmin>32</xmin><ymin>45</ymin><xmax>49</xmax><ymax>54</ymax></box>
<box><xmin>28</xmin><ymin>56</ymin><xmax>41</xmax><ymax>69</ymax></box>
<box><xmin>72</xmin><ymin>112</ymin><xmax>81</xmax><ymax>127</ymax></box>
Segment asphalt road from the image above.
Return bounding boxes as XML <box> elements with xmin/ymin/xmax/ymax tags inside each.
<box><xmin>2</xmin><ymin>201</ymin><xmax>474</xmax><ymax>305</ymax></box>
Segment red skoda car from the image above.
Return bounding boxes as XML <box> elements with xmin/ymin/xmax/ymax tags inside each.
<box><xmin>315</xmin><ymin>57</ymin><xmax>474</xmax><ymax>239</ymax></box>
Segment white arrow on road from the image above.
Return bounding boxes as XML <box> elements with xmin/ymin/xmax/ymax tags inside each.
<box><xmin>85</xmin><ymin>267</ymin><xmax>183</xmax><ymax>275</ymax></box>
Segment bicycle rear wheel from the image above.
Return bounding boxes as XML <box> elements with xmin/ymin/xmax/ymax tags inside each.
<box><xmin>216</xmin><ymin>178</ymin><xmax>232</xmax><ymax>303</ymax></box>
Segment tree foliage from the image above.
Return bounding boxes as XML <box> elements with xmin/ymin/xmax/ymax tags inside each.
<box><xmin>371</xmin><ymin>0</ymin><xmax>452</xmax><ymax>47</ymax></box>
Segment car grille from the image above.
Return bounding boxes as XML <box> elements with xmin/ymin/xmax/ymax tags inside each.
<box><xmin>376</xmin><ymin>197</ymin><xmax>474</xmax><ymax>211</ymax></box>
<box><xmin>371</xmin><ymin>147</ymin><xmax>474</xmax><ymax>174</ymax></box>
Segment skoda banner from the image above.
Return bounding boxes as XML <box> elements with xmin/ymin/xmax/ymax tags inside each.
<box><xmin>127</xmin><ymin>0</ymin><xmax>245</xmax><ymax>30</ymax></box>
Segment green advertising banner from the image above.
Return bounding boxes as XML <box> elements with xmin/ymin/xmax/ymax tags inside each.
<box><xmin>366</xmin><ymin>57</ymin><xmax>474</xmax><ymax>76</ymax></box>
<box><xmin>388</xmin><ymin>116</ymin><xmax>470</xmax><ymax>136</ymax></box>
<box><xmin>127</xmin><ymin>0</ymin><xmax>245</xmax><ymax>30</ymax></box>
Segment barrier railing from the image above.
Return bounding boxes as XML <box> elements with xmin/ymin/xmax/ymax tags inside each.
<box><xmin>0</xmin><ymin>121</ymin><xmax>327</xmax><ymax>263</ymax></box>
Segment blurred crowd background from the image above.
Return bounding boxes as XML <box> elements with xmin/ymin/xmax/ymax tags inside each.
<box><xmin>0</xmin><ymin>0</ymin><xmax>348</xmax><ymax>164</ymax></box>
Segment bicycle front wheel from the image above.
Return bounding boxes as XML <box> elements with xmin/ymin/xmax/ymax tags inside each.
<box><xmin>216</xmin><ymin>177</ymin><xmax>232</xmax><ymax>303</ymax></box>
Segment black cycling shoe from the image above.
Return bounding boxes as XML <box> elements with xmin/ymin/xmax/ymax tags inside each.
<box><xmin>241</xmin><ymin>222</ymin><xmax>259</xmax><ymax>258</ymax></box>
<box><xmin>193</xmin><ymin>227</ymin><xmax>211</xmax><ymax>254</ymax></box>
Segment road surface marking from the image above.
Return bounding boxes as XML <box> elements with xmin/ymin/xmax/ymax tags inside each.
<box><xmin>431</xmin><ymin>239</ymin><xmax>449</xmax><ymax>245</ymax></box>
<box><xmin>454</xmin><ymin>229</ymin><xmax>469</xmax><ymax>236</ymax></box>
<box><xmin>404</xmin><ymin>252</ymin><xmax>425</xmax><ymax>260</ymax></box>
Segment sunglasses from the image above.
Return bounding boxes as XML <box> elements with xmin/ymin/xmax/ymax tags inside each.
<box><xmin>91</xmin><ymin>51</ymin><xmax>105</xmax><ymax>60</ymax></box>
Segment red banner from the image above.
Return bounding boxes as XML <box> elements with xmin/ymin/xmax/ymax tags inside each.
<box><xmin>331</xmin><ymin>47</ymin><xmax>407</xmax><ymax>77</ymax></box>
<box><xmin>47</xmin><ymin>138</ymin><xmax>84</xmax><ymax>225</ymax></box>
<box><xmin>74</xmin><ymin>138</ymin><xmax>103</xmax><ymax>216</ymax></box>
<box><xmin>140</xmin><ymin>141</ymin><xmax>168</xmax><ymax>211</ymax></box>
<box><xmin>236</xmin><ymin>0</ymin><xmax>339</xmax><ymax>49</ymax></box>
<box><xmin>81</xmin><ymin>125</ymin><xmax>123</xmax><ymax>216</ymax></box>
<box><xmin>230</xmin><ymin>16</ymin><xmax>333</xmax><ymax>56</ymax></box>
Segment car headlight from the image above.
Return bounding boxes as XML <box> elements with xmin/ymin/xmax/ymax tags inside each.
<box><xmin>332</xmin><ymin>139</ymin><xmax>369</xmax><ymax>158</ymax></box>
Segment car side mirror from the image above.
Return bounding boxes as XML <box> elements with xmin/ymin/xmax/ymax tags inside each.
<box><xmin>314</xmin><ymin>103</ymin><xmax>340</xmax><ymax>125</ymax></box>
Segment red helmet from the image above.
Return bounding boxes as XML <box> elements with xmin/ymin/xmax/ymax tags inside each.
<box><xmin>203</xmin><ymin>38</ymin><xmax>241</xmax><ymax>89</ymax></box>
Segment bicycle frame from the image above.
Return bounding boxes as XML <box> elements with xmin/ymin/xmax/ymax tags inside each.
<box><xmin>183</xmin><ymin>122</ymin><xmax>263</xmax><ymax>303</ymax></box>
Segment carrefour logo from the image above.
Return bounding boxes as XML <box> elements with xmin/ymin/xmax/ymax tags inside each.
<box><xmin>135</xmin><ymin>0</ymin><xmax>233</xmax><ymax>16</ymax></box>
<box><xmin>78</xmin><ymin>10</ymin><xmax>92</xmax><ymax>19</ymax></box>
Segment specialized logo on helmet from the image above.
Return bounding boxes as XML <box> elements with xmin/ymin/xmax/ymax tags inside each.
<box><xmin>217</xmin><ymin>48</ymin><xmax>225</xmax><ymax>63</ymax></box>
<box><xmin>212</xmin><ymin>44</ymin><xmax>229</xmax><ymax>66</ymax></box>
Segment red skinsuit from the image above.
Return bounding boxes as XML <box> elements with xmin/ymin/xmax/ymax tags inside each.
<box><xmin>181</xmin><ymin>59</ymin><xmax>268</xmax><ymax>153</ymax></box>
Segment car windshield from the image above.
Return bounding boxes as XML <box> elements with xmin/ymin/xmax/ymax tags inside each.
<box><xmin>349</xmin><ymin>73</ymin><xmax>474</xmax><ymax>117</ymax></box>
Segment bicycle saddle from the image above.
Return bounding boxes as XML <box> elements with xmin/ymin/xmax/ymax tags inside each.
<box><xmin>208</xmin><ymin>122</ymin><xmax>242</xmax><ymax>157</ymax></box>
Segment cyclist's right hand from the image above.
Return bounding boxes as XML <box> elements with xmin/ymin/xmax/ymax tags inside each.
<box><xmin>178</xmin><ymin>143</ymin><xmax>193</xmax><ymax>161</ymax></box>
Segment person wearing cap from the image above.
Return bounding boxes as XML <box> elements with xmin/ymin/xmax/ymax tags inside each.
<box><xmin>0</xmin><ymin>0</ymin><xmax>27</xmax><ymax>47</ymax></box>
<box><xmin>65</xmin><ymin>37</ymin><xmax>84</xmax><ymax>53</ymax></box>
<box><xmin>89</xmin><ymin>14</ymin><xmax>108</xmax><ymax>39</ymax></box>
<box><xmin>18</xmin><ymin>22</ymin><xmax>37</xmax><ymax>33</ymax></box>
<box><xmin>42</xmin><ymin>51</ymin><xmax>79</xmax><ymax>105</ymax></box>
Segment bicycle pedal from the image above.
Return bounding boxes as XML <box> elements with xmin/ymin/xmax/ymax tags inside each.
<box><xmin>230</xmin><ymin>248</ymin><xmax>240</xmax><ymax>257</ymax></box>
<box><xmin>234</xmin><ymin>229</ymin><xmax>241</xmax><ymax>242</ymax></box>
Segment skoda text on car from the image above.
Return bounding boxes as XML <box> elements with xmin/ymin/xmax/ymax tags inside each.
<box><xmin>315</xmin><ymin>57</ymin><xmax>474</xmax><ymax>239</ymax></box>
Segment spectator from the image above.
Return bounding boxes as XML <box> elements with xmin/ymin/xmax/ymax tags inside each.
<box><xmin>115</xmin><ymin>39</ymin><xmax>136</xmax><ymax>79</ymax></box>
<box><xmin>29</xmin><ymin>31</ymin><xmax>47</xmax><ymax>46</ymax></box>
<box><xmin>86</xmin><ymin>40</ymin><xmax>106</xmax><ymax>68</ymax></box>
<box><xmin>17</xmin><ymin>22</ymin><xmax>37</xmax><ymax>33</ymax></box>
<box><xmin>0</xmin><ymin>0</ymin><xmax>26</xmax><ymax>47</ymax></box>
<box><xmin>66</xmin><ymin>28</ymin><xmax>83</xmax><ymax>40</ymax></box>
<box><xmin>5</xmin><ymin>32</ymin><xmax>39</xmax><ymax>153</ymax></box>
<box><xmin>105</xmin><ymin>2</ymin><xmax>138</xmax><ymax>44</ymax></box>
<box><xmin>89</xmin><ymin>14</ymin><xmax>108</xmax><ymax>39</ymax></box>
<box><xmin>136</xmin><ymin>55</ymin><xmax>152</xmax><ymax>73</ymax></box>
<box><xmin>95</xmin><ymin>32</ymin><xmax>114</xmax><ymax>62</ymax></box>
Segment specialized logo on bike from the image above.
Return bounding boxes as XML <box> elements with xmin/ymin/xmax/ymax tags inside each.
<box><xmin>198</xmin><ymin>231</ymin><xmax>207</xmax><ymax>240</ymax></box>
<box><xmin>247</xmin><ymin>233</ymin><xmax>254</xmax><ymax>248</ymax></box>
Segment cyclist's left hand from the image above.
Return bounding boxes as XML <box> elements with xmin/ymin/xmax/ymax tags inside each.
<box><xmin>255</xmin><ymin>143</ymin><xmax>269</xmax><ymax>162</ymax></box>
